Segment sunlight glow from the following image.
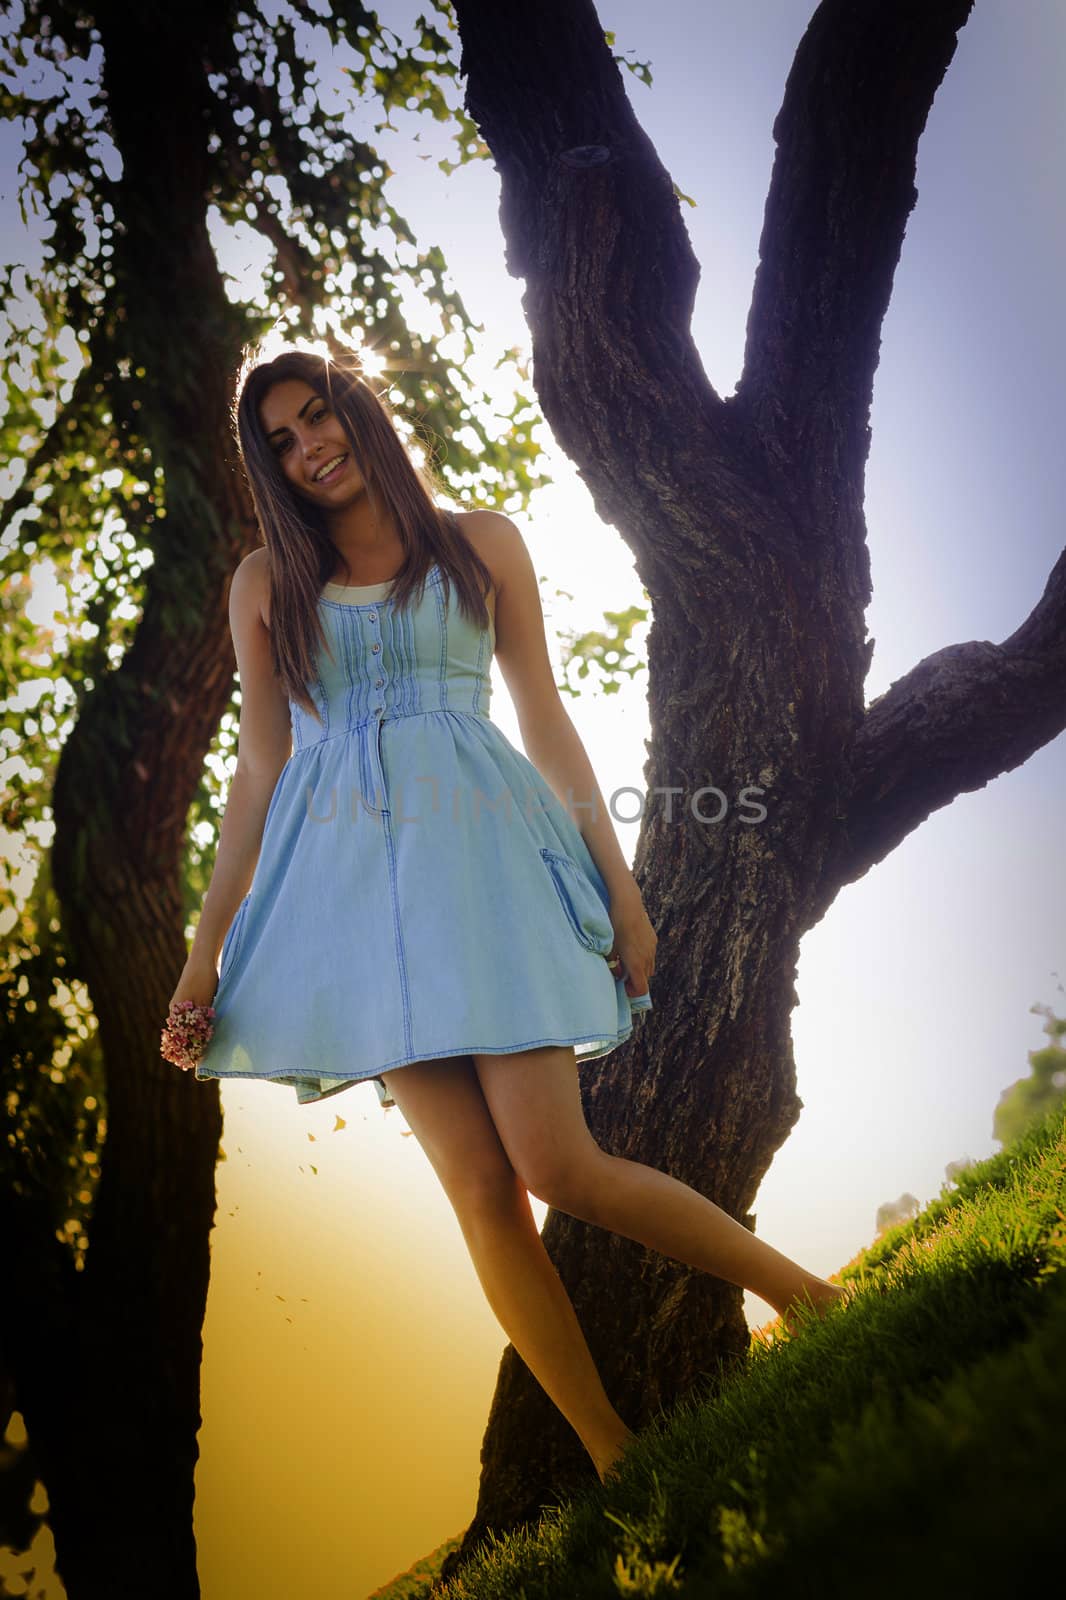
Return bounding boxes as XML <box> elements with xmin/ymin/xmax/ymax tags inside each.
<box><xmin>358</xmin><ymin>344</ymin><xmax>388</xmax><ymax>379</ymax></box>
<box><xmin>234</xmin><ymin>311</ymin><xmax>390</xmax><ymax>384</ymax></box>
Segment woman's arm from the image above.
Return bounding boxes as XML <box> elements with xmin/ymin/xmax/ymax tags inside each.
<box><xmin>187</xmin><ymin>551</ymin><xmax>292</xmax><ymax>968</ymax></box>
<box><xmin>482</xmin><ymin>512</ymin><xmax>638</xmax><ymax>902</ymax></box>
<box><xmin>521</xmin><ymin>707</ymin><xmax>637</xmax><ymax>903</ymax></box>
<box><xmin>482</xmin><ymin>512</ymin><xmax>656</xmax><ymax>995</ymax></box>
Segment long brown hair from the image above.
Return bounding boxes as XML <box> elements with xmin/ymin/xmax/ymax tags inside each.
<box><xmin>232</xmin><ymin>343</ymin><xmax>494</xmax><ymax>724</ymax></box>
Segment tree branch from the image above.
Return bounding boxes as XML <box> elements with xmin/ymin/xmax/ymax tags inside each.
<box><xmin>830</xmin><ymin>543</ymin><xmax>1066</xmax><ymax>891</ymax></box>
<box><xmin>734</xmin><ymin>0</ymin><xmax>975</xmax><ymax>513</ymax></box>
<box><xmin>452</xmin><ymin>0</ymin><xmax>796</xmax><ymax>589</ymax></box>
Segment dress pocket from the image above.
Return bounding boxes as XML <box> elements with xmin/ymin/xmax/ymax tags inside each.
<box><xmin>218</xmin><ymin>894</ymin><xmax>251</xmax><ymax>983</ymax></box>
<box><xmin>538</xmin><ymin>847</ymin><xmax>614</xmax><ymax>955</ymax></box>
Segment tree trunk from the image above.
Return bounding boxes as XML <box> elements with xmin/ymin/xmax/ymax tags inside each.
<box><xmin>2</xmin><ymin>4</ymin><xmax>253</xmax><ymax>1593</ymax></box>
<box><xmin>437</xmin><ymin>0</ymin><xmax>1064</xmax><ymax>1577</ymax></box>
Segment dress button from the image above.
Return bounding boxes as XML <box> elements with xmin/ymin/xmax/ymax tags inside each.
<box><xmin>372</xmin><ymin>643</ymin><xmax>380</xmax><ymax>653</ymax></box>
<box><xmin>375</xmin><ymin>678</ymin><xmax>383</xmax><ymax>688</ymax></box>
<box><xmin>368</xmin><ymin>612</ymin><xmax>377</xmax><ymax>621</ymax></box>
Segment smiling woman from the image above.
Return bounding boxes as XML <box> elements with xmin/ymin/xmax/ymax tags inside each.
<box><xmin>265</xmin><ymin>389</ymin><xmax>356</xmax><ymax>490</ymax></box>
<box><xmin>181</xmin><ymin>341</ymin><xmax>652</xmax><ymax>1115</ymax></box>
<box><xmin>165</xmin><ymin>341</ymin><xmax>839</xmax><ymax>1488</ymax></box>
<box><xmin>230</xmin><ymin>351</ymin><xmax>498</xmax><ymax>717</ymax></box>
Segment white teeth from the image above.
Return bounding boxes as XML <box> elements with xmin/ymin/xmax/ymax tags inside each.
<box><xmin>314</xmin><ymin>454</ymin><xmax>346</xmax><ymax>481</ymax></box>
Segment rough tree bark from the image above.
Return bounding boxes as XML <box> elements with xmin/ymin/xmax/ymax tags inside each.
<box><xmin>436</xmin><ymin>0</ymin><xmax>1066</xmax><ymax>1578</ymax></box>
<box><xmin>3</xmin><ymin>4</ymin><xmax>252</xmax><ymax>1595</ymax></box>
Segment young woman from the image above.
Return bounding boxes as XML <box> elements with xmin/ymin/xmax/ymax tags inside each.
<box><xmin>169</xmin><ymin>345</ymin><xmax>847</xmax><ymax>1486</ymax></box>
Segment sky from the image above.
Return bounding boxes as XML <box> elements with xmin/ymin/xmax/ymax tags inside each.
<box><xmin>3</xmin><ymin>3</ymin><xmax>1066</xmax><ymax>1598</ymax></box>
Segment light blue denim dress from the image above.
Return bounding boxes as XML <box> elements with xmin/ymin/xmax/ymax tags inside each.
<box><xmin>194</xmin><ymin>557</ymin><xmax>652</xmax><ymax>1109</ymax></box>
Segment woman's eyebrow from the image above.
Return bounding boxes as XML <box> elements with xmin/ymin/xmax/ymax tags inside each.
<box><xmin>266</xmin><ymin>392</ymin><xmax>325</xmax><ymax>439</ymax></box>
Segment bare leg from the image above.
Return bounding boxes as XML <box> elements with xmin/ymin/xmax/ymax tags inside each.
<box><xmin>570</xmin><ymin>1151</ymin><xmax>846</xmax><ymax>1334</ymax></box>
<box><xmin>472</xmin><ymin>1045</ymin><xmax>846</xmax><ymax>1330</ymax></box>
<box><xmin>380</xmin><ymin>1053</ymin><xmax>637</xmax><ymax>1481</ymax></box>
<box><xmin>454</xmin><ymin>1171</ymin><xmax>636</xmax><ymax>1479</ymax></box>
<box><xmin>579</xmin><ymin>1161</ymin><xmax>847</xmax><ymax>1485</ymax></box>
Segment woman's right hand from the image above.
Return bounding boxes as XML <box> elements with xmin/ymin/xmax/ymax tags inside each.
<box><xmin>167</xmin><ymin>953</ymin><xmax>220</xmax><ymax>1015</ymax></box>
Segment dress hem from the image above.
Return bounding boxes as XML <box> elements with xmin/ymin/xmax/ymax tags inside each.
<box><xmin>195</xmin><ymin>1019</ymin><xmax>648</xmax><ymax>1107</ymax></box>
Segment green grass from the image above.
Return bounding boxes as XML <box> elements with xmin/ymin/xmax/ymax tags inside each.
<box><xmin>371</xmin><ymin>1104</ymin><xmax>1066</xmax><ymax>1599</ymax></box>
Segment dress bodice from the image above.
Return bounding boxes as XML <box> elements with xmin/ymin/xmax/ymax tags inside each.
<box><xmin>287</xmin><ymin>564</ymin><xmax>497</xmax><ymax>809</ymax></box>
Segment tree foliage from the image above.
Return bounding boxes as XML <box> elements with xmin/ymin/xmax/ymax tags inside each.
<box><xmin>994</xmin><ymin>1001</ymin><xmax>1066</xmax><ymax>1149</ymax></box>
<box><xmin>0</xmin><ymin>0</ymin><xmax>552</xmax><ymax>1256</ymax></box>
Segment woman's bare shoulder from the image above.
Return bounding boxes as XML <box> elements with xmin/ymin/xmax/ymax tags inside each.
<box><xmin>232</xmin><ymin>546</ymin><xmax>271</xmax><ymax>629</ymax></box>
<box><xmin>451</xmin><ymin>507</ymin><xmax>519</xmax><ymax>594</ymax></box>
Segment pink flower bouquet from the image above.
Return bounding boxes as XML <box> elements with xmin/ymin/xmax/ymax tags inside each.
<box><xmin>161</xmin><ymin>1000</ymin><xmax>216</xmax><ymax>1072</ymax></box>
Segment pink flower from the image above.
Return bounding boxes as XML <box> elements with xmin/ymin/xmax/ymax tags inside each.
<box><xmin>161</xmin><ymin>1000</ymin><xmax>216</xmax><ymax>1073</ymax></box>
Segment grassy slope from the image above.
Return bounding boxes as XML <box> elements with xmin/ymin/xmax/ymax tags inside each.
<box><xmin>368</xmin><ymin>1104</ymin><xmax>1066</xmax><ymax>1599</ymax></box>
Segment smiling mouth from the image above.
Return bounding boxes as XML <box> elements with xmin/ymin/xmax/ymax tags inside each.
<box><xmin>312</xmin><ymin>454</ymin><xmax>349</xmax><ymax>484</ymax></box>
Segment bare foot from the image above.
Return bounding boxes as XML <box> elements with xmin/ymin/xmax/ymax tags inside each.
<box><xmin>776</xmin><ymin>1277</ymin><xmax>849</xmax><ymax>1339</ymax></box>
<box><xmin>594</xmin><ymin>1427</ymin><xmax>639</xmax><ymax>1486</ymax></box>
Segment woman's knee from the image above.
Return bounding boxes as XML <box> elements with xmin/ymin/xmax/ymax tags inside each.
<box><xmin>520</xmin><ymin>1149</ymin><xmax>608</xmax><ymax>1216</ymax></box>
<box><xmin>469</xmin><ymin>1046</ymin><xmax>608</xmax><ymax>1213</ymax></box>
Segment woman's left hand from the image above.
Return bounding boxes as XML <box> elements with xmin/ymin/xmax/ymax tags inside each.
<box><xmin>604</xmin><ymin>889</ymin><xmax>657</xmax><ymax>999</ymax></box>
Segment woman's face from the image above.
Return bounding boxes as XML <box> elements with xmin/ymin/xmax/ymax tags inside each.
<box><xmin>258</xmin><ymin>378</ymin><xmax>367</xmax><ymax>507</ymax></box>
